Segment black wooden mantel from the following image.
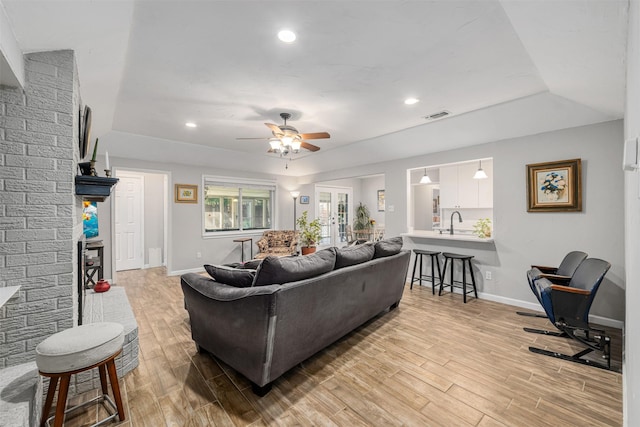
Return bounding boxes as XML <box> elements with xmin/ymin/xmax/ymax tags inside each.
<box><xmin>75</xmin><ymin>175</ymin><xmax>119</xmax><ymax>202</ymax></box>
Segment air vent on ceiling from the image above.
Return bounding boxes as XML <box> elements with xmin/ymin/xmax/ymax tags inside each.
<box><xmin>424</xmin><ymin>110</ymin><xmax>451</xmax><ymax>121</ymax></box>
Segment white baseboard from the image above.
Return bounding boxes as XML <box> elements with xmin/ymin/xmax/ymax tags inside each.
<box><xmin>477</xmin><ymin>291</ymin><xmax>624</xmax><ymax>329</ymax></box>
<box><xmin>168</xmin><ymin>267</ymin><xmax>204</xmax><ymax>277</ymax></box>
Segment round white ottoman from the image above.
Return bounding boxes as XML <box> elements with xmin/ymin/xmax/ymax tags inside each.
<box><xmin>35</xmin><ymin>322</ymin><xmax>125</xmax><ymax>427</ymax></box>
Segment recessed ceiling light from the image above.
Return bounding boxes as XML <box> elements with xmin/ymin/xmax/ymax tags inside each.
<box><xmin>185</xmin><ymin>122</ymin><xmax>197</xmax><ymax>128</ymax></box>
<box><xmin>404</xmin><ymin>98</ymin><xmax>420</xmax><ymax>105</ymax></box>
<box><xmin>278</xmin><ymin>30</ymin><xmax>296</xmax><ymax>43</ymax></box>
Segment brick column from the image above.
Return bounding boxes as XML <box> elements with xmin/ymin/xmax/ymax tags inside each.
<box><xmin>0</xmin><ymin>50</ymin><xmax>82</xmax><ymax>369</ymax></box>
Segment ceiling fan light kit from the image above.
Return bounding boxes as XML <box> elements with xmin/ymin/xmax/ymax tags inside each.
<box><xmin>239</xmin><ymin>112</ymin><xmax>330</xmax><ymax>157</ymax></box>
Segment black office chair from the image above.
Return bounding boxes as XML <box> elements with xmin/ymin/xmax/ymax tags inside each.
<box><xmin>524</xmin><ymin>258</ymin><xmax>613</xmax><ymax>370</ymax></box>
<box><xmin>517</xmin><ymin>250</ymin><xmax>587</xmax><ymax>317</ymax></box>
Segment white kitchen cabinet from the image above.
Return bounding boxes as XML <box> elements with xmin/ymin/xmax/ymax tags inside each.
<box><xmin>439</xmin><ymin>165</ymin><xmax>459</xmax><ymax>208</ymax></box>
<box><xmin>478</xmin><ymin>160</ymin><xmax>493</xmax><ymax>208</ymax></box>
<box><xmin>439</xmin><ymin>160</ymin><xmax>493</xmax><ymax>208</ymax></box>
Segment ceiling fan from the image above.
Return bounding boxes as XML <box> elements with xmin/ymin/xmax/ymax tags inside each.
<box><xmin>238</xmin><ymin>113</ymin><xmax>330</xmax><ymax>156</ymax></box>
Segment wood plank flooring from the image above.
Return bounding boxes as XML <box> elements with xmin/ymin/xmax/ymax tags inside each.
<box><xmin>61</xmin><ymin>267</ymin><xmax>622</xmax><ymax>426</ymax></box>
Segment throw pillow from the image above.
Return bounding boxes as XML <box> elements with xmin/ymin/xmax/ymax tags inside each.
<box><xmin>253</xmin><ymin>248</ymin><xmax>337</xmax><ymax>287</ymax></box>
<box><xmin>373</xmin><ymin>236</ymin><xmax>403</xmax><ymax>259</ymax></box>
<box><xmin>335</xmin><ymin>243</ymin><xmax>375</xmax><ymax>269</ymax></box>
<box><xmin>204</xmin><ymin>264</ymin><xmax>256</xmax><ymax>288</ymax></box>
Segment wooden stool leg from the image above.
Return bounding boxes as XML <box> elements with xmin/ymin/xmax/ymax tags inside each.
<box><xmin>410</xmin><ymin>254</ymin><xmax>418</xmax><ymax>289</ymax></box>
<box><xmin>106</xmin><ymin>359</ymin><xmax>126</xmax><ymax>421</ymax></box>
<box><xmin>469</xmin><ymin>260</ymin><xmax>478</xmax><ymax>298</ymax></box>
<box><xmin>53</xmin><ymin>375</ymin><xmax>70</xmax><ymax>427</ymax></box>
<box><xmin>462</xmin><ymin>259</ymin><xmax>467</xmax><ymax>303</ymax></box>
<box><xmin>439</xmin><ymin>258</ymin><xmax>449</xmax><ymax>295</ymax></box>
<box><xmin>99</xmin><ymin>364</ymin><xmax>108</xmax><ymax>395</ymax></box>
<box><xmin>41</xmin><ymin>376</ymin><xmax>59</xmax><ymax>427</ymax></box>
<box><xmin>430</xmin><ymin>255</ymin><xmax>436</xmax><ymax>295</ymax></box>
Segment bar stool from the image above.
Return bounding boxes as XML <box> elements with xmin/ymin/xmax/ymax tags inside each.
<box><xmin>410</xmin><ymin>249</ymin><xmax>441</xmax><ymax>294</ymax></box>
<box><xmin>36</xmin><ymin>322</ymin><xmax>125</xmax><ymax>427</ymax></box>
<box><xmin>439</xmin><ymin>252</ymin><xmax>478</xmax><ymax>303</ymax></box>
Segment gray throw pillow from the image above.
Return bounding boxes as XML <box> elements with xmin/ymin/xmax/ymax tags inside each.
<box><xmin>204</xmin><ymin>264</ymin><xmax>256</xmax><ymax>288</ymax></box>
<box><xmin>335</xmin><ymin>243</ymin><xmax>375</xmax><ymax>269</ymax></box>
<box><xmin>373</xmin><ymin>236</ymin><xmax>403</xmax><ymax>259</ymax></box>
<box><xmin>253</xmin><ymin>248</ymin><xmax>337</xmax><ymax>286</ymax></box>
<box><xmin>238</xmin><ymin>259</ymin><xmax>262</xmax><ymax>270</ymax></box>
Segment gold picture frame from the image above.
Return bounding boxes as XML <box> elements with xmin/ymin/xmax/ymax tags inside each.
<box><xmin>175</xmin><ymin>184</ymin><xmax>198</xmax><ymax>204</ymax></box>
<box><xmin>526</xmin><ymin>158</ymin><xmax>582</xmax><ymax>212</ymax></box>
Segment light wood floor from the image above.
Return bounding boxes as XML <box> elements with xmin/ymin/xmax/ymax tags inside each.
<box><xmin>61</xmin><ymin>267</ymin><xmax>622</xmax><ymax>426</ymax></box>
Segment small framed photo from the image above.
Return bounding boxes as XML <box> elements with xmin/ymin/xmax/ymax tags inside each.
<box><xmin>300</xmin><ymin>195</ymin><xmax>310</xmax><ymax>204</ymax></box>
<box><xmin>175</xmin><ymin>184</ymin><xmax>198</xmax><ymax>203</ymax></box>
<box><xmin>526</xmin><ymin>158</ymin><xmax>582</xmax><ymax>212</ymax></box>
<box><xmin>377</xmin><ymin>190</ymin><xmax>385</xmax><ymax>212</ymax></box>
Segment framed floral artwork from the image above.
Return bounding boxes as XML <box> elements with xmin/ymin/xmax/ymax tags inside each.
<box><xmin>526</xmin><ymin>158</ymin><xmax>582</xmax><ymax>212</ymax></box>
<box><xmin>175</xmin><ymin>184</ymin><xmax>198</xmax><ymax>203</ymax></box>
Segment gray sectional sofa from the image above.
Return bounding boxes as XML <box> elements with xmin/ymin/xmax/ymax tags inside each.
<box><xmin>180</xmin><ymin>237</ymin><xmax>410</xmax><ymax>395</ymax></box>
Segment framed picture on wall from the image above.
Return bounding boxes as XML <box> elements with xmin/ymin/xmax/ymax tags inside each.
<box><xmin>300</xmin><ymin>195</ymin><xmax>310</xmax><ymax>204</ymax></box>
<box><xmin>175</xmin><ymin>184</ymin><xmax>198</xmax><ymax>203</ymax></box>
<box><xmin>377</xmin><ymin>190</ymin><xmax>385</xmax><ymax>211</ymax></box>
<box><xmin>526</xmin><ymin>158</ymin><xmax>582</xmax><ymax>212</ymax></box>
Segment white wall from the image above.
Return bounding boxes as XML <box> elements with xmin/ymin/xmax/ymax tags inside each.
<box><xmin>624</xmin><ymin>1</ymin><xmax>639</xmax><ymax>424</ymax></box>
<box><xmin>303</xmin><ymin>120</ymin><xmax>625</xmax><ymax>322</ymax></box>
<box><xmin>95</xmin><ymin>143</ymin><xmax>297</xmax><ymax>276</ymax></box>
<box><xmin>360</xmin><ymin>175</ymin><xmax>385</xmax><ymax>225</ymax></box>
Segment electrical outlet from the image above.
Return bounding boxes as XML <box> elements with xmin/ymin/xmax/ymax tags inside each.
<box><xmin>196</xmin><ymin>252</ymin><xmax>202</xmax><ymax>259</ymax></box>
<box><xmin>485</xmin><ymin>271</ymin><xmax>492</xmax><ymax>280</ymax></box>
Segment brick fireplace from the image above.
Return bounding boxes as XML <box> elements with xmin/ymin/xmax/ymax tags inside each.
<box><xmin>0</xmin><ymin>50</ymin><xmax>84</xmax><ymax>370</ymax></box>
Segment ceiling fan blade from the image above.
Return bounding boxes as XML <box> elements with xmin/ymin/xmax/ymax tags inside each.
<box><xmin>300</xmin><ymin>132</ymin><xmax>330</xmax><ymax>140</ymax></box>
<box><xmin>265</xmin><ymin>123</ymin><xmax>282</xmax><ymax>134</ymax></box>
<box><xmin>301</xmin><ymin>141</ymin><xmax>321</xmax><ymax>152</ymax></box>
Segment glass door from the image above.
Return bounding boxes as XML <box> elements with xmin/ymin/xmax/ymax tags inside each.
<box><xmin>316</xmin><ymin>186</ymin><xmax>352</xmax><ymax>247</ymax></box>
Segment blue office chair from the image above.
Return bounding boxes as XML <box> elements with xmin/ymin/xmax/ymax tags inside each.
<box><xmin>525</xmin><ymin>258</ymin><xmax>613</xmax><ymax>370</ymax></box>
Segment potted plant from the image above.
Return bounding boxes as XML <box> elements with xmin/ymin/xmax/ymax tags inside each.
<box><xmin>353</xmin><ymin>202</ymin><xmax>372</xmax><ymax>240</ymax></box>
<box><xmin>472</xmin><ymin>218</ymin><xmax>492</xmax><ymax>238</ymax></box>
<box><xmin>296</xmin><ymin>210</ymin><xmax>322</xmax><ymax>255</ymax></box>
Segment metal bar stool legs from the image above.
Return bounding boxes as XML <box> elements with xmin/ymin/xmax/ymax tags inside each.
<box><xmin>438</xmin><ymin>252</ymin><xmax>478</xmax><ymax>303</ymax></box>
<box><xmin>410</xmin><ymin>250</ymin><xmax>441</xmax><ymax>294</ymax></box>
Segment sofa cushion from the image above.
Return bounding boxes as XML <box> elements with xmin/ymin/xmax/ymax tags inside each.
<box><xmin>253</xmin><ymin>248</ymin><xmax>337</xmax><ymax>286</ymax></box>
<box><xmin>204</xmin><ymin>264</ymin><xmax>256</xmax><ymax>288</ymax></box>
<box><xmin>238</xmin><ymin>259</ymin><xmax>262</xmax><ymax>270</ymax></box>
<box><xmin>373</xmin><ymin>236</ymin><xmax>403</xmax><ymax>259</ymax></box>
<box><xmin>335</xmin><ymin>243</ymin><xmax>375</xmax><ymax>269</ymax></box>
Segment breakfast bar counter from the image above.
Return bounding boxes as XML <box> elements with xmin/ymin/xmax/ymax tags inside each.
<box><xmin>401</xmin><ymin>231</ymin><xmax>498</xmax><ymax>294</ymax></box>
<box><xmin>402</xmin><ymin>230</ymin><xmax>494</xmax><ymax>243</ymax></box>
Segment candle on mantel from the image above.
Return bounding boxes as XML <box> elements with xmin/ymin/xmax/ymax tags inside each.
<box><xmin>105</xmin><ymin>151</ymin><xmax>110</xmax><ymax>170</ymax></box>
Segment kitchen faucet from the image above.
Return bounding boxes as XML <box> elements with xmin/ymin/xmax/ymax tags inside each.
<box><xmin>450</xmin><ymin>211</ymin><xmax>463</xmax><ymax>235</ymax></box>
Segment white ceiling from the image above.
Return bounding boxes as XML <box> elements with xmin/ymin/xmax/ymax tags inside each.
<box><xmin>1</xmin><ymin>0</ymin><xmax>628</xmax><ymax>176</ymax></box>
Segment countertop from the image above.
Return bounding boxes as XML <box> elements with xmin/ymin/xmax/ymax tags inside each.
<box><xmin>402</xmin><ymin>230</ymin><xmax>494</xmax><ymax>243</ymax></box>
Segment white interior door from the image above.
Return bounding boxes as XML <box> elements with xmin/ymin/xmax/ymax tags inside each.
<box><xmin>115</xmin><ymin>174</ymin><xmax>144</xmax><ymax>271</ymax></box>
<box><xmin>316</xmin><ymin>186</ymin><xmax>352</xmax><ymax>248</ymax></box>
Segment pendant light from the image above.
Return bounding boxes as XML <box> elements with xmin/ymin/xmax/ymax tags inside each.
<box><xmin>420</xmin><ymin>168</ymin><xmax>432</xmax><ymax>184</ymax></box>
<box><xmin>473</xmin><ymin>160</ymin><xmax>488</xmax><ymax>179</ymax></box>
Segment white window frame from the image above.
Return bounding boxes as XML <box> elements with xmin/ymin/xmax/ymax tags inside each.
<box><xmin>201</xmin><ymin>175</ymin><xmax>277</xmax><ymax>238</ymax></box>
